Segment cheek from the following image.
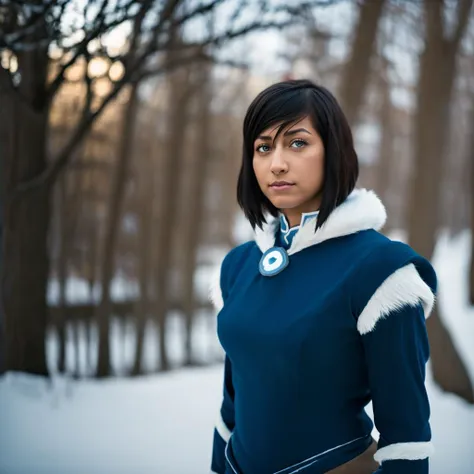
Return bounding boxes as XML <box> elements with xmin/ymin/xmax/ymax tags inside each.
<box><xmin>299</xmin><ymin>153</ymin><xmax>324</xmax><ymax>189</ymax></box>
<box><xmin>252</xmin><ymin>159</ymin><xmax>264</xmax><ymax>183</ymax></box>
<box><xmin>303</xmin><ymin>151</ymin><xmax>324</xmax><ymax>174</ymax></box>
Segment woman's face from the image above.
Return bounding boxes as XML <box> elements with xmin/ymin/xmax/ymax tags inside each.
<box><xmin>252</xmin><ymin>116</ymin><xmax>325</xmax><ymax>215</ymax></box>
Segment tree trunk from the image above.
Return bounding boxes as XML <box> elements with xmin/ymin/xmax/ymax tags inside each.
<box><xmin>73</xmin><ymin>320</ymin><xmax>81</xmax><ymax>378</ymax></box>
<box><xmin>131</xmin><ymin>147</ymin><xmax>153</xmax><ymax>376</ymax></box>
<box><xmin>57</xmin><ymin>175</ymin><xmax>68</xmax><ymax>373</ymax></box>
<box><xmin>57</xmin><ymin>160</ymin><xmax>83</xmax><ymax>375</ymax></box>
<box><xmin>469</xmin><ymin>106</ymin><xmax>474</xmax><ymax>306</ymax></box>
<box><xmin>338</xmin><ymin>0</ymin><xmax>386</xmax><ymax>126</ymax></box>
<box><xmin>153</xmin><ymin>65</ymin><xmax>193</xmax><ymax>371</ymax></box>
<box><xmin>0</xmin><ymin>73</ymin><xmax>6</xmax><ymax>375</ymax></box>
<box><xmin>96</xmin><ymin>84</ymin><xmax>139</xmax><ymax>377</ymax></box>
<box><xmin>374</xmin><ymin>73</ymin><xmax>394</xmax><ymax>231</ymax></box>
<box><xmin>427</xmin><ymin>306</ymin><xmax>474</xmax><ymax>403</ymax></box>
<box><xmin>155</xmin><ymin>83</ymin><xmax>191</xmax><ymax>371</ymax></box>
<box><xmin>181</xmin><ymin>64</ymin><xmax>211</xmax><ymax>366</ymax></box>
<box><xmin>1</xmin><ymin>44</ymin><xmax>50</xmax><ymax>375</ymax></box>
<box><xmin>408</xmin><ymin>0</ymin><xmax>474</xmax><ymax>403</ymax></box>
<box><xmin>408</xmin><ymin>43</ymin><xmax>454</xmax><ymax>258</ymax></box>
<box><xmin>86</xmin><ymin>193</ymin><xmax>99</xmax><ymax>374</ymax></box>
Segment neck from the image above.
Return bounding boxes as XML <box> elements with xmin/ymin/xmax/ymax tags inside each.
<box><xmin>284</xmin><ymin>211</ymin><xmax>303</xmax><ymax>228</ymax></box>
<box><xmin>282</xmin><ymin>208</ymin><xmax>320</xmax><ymax>228</ymax></box>
<box><xmin>281</xmin><ymin>193</ymin><xmax>323</xmax><ymax>228</ymax></box>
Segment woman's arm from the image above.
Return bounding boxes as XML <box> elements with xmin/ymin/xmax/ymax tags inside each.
<box><xmin>210</xmin><ymin>355</ymin><xmax>235</xmax><ymax>474</ymax></box>
<box><xmin>208</xmin><ymin>252</ymin><xmax>237</xmax><ymax>474</ymax></box>
<box><xmin>357</xmin><ymin>262</ymin><xmax>436</xmax><ymax>474</ymax></box>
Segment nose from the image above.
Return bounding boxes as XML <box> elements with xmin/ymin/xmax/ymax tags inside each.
<box><xmin>270</xmin><ymin>148</ymin><xmax>288</xmax><ymax>175</ymax></box>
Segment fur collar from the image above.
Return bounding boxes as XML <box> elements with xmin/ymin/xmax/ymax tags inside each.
<box><xmin>254</xmin><ymin>189</ymin><xmax>387</xmax><ymax>255</ymax></box>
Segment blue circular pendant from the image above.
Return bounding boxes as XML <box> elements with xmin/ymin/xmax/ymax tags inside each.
<box><xmin>259</xmin><ymin>247</ymin><xmax>289</xmax><ymax>277</ymax></box>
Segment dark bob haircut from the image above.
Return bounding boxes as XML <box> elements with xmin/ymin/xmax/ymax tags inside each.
<box><xmin>237</xmin><ymin>79</ymin><xmax>358</xmax><ymax>231</ymax></box>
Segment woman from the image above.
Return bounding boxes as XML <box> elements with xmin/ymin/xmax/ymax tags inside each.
<box><xmin>208</xmin><ymin>80</ymin><xmax>436</xmax><ymax>474</ymax></box>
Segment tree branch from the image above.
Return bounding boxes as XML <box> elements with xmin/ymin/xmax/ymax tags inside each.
<box><xmin>197</xmin><ymin>19</ymin><xmax>294</xmax><ymax>49</ymax></box>
<box><xmin>9</xmin><ymin>0</ymin><xmax>155</xmax><ymax>197</ymax></box>
<box><xmin>0</xmin><ymin>0</ymin><xmax>69</xmax><ymax>50</ymax></box>
<box><xmin>134</xmin><ymin>18</ymin><xmax>290</xmax><ymax>83</ymax></box>
<box><xmin>173</xmin><ymin>0</ymin><xmax>226</xmax><ymax>27</ymax></box>
<box><xmin>45</xmin><ymin>0</ymin><xmax>137</xmax><ymax>103</ymax></box>
<box><xmin>424</xmin><ymin>0</ymin><xmax>444</xmax><ymax>41</ymax></box>
<box><xmin>9</xmin><ymin>0</ymin><xmax>322</xmax><ymax>199</ymax></box>
<box><xmin>10</xmin><ymin>77</ymin><xmax>126</xmax><ymax>198</ymax></box>
<box><xmin>451</xmin><ymin>0</ymin><xmax>473</xmax><ymax>48</ymax></box>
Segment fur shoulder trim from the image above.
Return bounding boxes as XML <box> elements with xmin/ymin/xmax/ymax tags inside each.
<box><xmin>374</xmin><ymin>441</ymin><xmax>434</xmax><ymax>463</ymax></box>
<box><xmin>208</xmin><ymin>264</ymin><xmax>223</xmax><ymax>312</ymax></box>
<box><xmin>357</xmin><ymin>263</ymin><xmax>435</xmax><ymax>335</ymax></box>
<box><xmin>254</xmin><ymin>189</ymin><xmax>387</xmax><ymax>254</ymax></box>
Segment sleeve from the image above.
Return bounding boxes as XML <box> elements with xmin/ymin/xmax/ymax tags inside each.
<box><xmin>208</xmin><ymin>253</ymin><xmax>236</xmax><ymax>474</ymax></box>
<box><xmin>354</xmin><ymin>244</ymin><xmax>437</xmax><ymax>474</ymax></box>
<box><xmin>211</xmin><ymin>355</ymin><xmax>235</xmax><ymax>473</ymax></box>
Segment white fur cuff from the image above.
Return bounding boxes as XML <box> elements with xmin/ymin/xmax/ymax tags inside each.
<box><xmin>215</xmin><ymin>412</ymin><xmax>232</xmax><ymax>443</ymax></box>
<box><xmin>374</xmin><ymin>441</ymin><xmax>434</xmax><ymax>463</ymax></box>
<box><xmin>357</xmin><ymin>263</ymin><xmax>435</xmax><ymax>335</ymax></box>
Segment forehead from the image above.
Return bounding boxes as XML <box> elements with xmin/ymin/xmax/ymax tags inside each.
<box><xmin>258</xmin><ymin>115</ymin><xmax>315</xmax><ymax>138</ymax></box>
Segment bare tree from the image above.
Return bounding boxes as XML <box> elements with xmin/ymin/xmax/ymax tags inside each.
<box><xmin>338</xmin><ymin>0</ymin><xmax>387</xmax><ymax>127</ymax></box>
<box><xmin>1</xmin><ymin>23</ymin><xmax>50</xmax><ymax>373</ymax></box>
<box><xmin>56</xmin><ymin>173</ymin><xmax>68</xmax><ymax>373</ymax></box>
<box><xmin>373</xmin><ymin>58</ymin><xmax>394</xmax><ymax>222</ymax></box>
<box><xmin>408</xmin><ymin>0</ymin><xmax>474</xmax><ymax>403</ymax></box>
<box><xmin>470</xmin><ymin>105</ymin><xmax>474</xmax><ymax>305</ymax></box>
<box><xmin>180</xmin><ymin>59</ymin><xmax>213</xmax><ymax>366</ymax></box>
<box><xmin>0</xmin><ymin>0</ymin><xmax>317</xmax><ymax>375</ymax></box>
<box><xmin>131</xmin><ymin>131</ymin><xmax>154</xmax><ymax>376</ymax></box>
<box><xmin>95</xmin><ymin>81</ymin><xmax>139</xmax><ymax>377</ymax></box>
<box><xmin>153</xmin><ymin>31</ymin><xmax>195</xmax><ymax>371</ymax></box>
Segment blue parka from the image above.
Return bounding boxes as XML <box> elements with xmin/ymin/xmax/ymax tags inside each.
<box><xmin>209</xmin><ymin>189</ymin><xmax>437</xmax><ymax>474</ymax></box>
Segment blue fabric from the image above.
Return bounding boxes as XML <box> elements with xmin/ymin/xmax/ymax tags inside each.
<box><xmin>211</xmin><ymin>357</ymin><xmax>235</xmax><ymax>474</ymax></box>
<box><xmin>210</xmin><ymin>227</ymin><xmax>436</xmax><ymax>474</ymax></box>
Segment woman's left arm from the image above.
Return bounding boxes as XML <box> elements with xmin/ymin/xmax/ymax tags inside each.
<box><xmin>357</xmin><ymin>261</ymin><xmax>436</xmax><ymax>474</ymax></box>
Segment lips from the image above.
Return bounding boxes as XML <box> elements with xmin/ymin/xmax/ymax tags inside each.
<box><xmin>270</xmin><ymin>182</ymin><xmax>295</xmax><ymax>191</ymax></box>
<box><xmin>270</xmin><ymin>181</ymin><xmax>294</xmax><ymax>187</ymax></box>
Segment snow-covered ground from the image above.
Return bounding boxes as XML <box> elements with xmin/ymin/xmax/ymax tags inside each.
<box><xmin>1</xmin><ymin>232</ymin><xmax>474</xmax><ymax>474</ymax></box>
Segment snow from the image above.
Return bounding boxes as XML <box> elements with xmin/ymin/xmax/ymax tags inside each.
<box><xmin>1</xmin><ymin>232</ymin><xmax>474</xmax><ymax>474</ymax></box>
<box><xmin>0</xmin><ymin>368</ymin><xmax>221</xmax><ymax>474</ymax></box>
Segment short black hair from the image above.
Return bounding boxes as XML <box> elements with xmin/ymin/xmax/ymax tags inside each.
<box><xmin>237</xmin><ymin>79</ymin><xmax>359</xmax><ymax>231</ymax></box>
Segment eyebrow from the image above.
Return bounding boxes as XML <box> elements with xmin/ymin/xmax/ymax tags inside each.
<box><xmin>256</xmin><ymin>128</ymin><xmax>312</xmax><ymax>141</ymax></box>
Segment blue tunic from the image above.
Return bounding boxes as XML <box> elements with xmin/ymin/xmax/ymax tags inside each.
<box><xmin>209</xmin><ymin>189</ymin><xmax>436</xmax><ymax>474</ymax></box>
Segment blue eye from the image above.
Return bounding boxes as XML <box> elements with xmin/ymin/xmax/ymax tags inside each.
<box><xmin>291</xmin><ymin>139</ymin><xmax>307</xmax><ymax>148</ymax></box>
<box><xmin>256</xmin><ymin>144</ymin><xmax>270</xmax><ymax>153</ymax></box>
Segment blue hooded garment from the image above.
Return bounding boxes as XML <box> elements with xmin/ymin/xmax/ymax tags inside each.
<box><xmin>209</xmin><ymin>189</ymin><xmax>437</xmax><ymax>474</ymax></box>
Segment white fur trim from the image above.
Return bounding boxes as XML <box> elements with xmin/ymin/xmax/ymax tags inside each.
<box><xmin>208</xmin><ymin>264</ymin><xmax>223</xmax><ymax>312</ymax></box>
<box><xmin>254</xmin><ymin>212</ymin><xmax>280</xmax><ymax>253</ymax></box>
<box><xmin>254</xmin><ymin>189</ymin><xmax>387</xmax><ymax>255</ymax></box>
<box><xmin>357</xmin><ymin>264</ymin><xmax>435</xmax><ymax>335</ymax></box>
<box><xmin>215</xmin><ymin>412</ymin><xmax>232</xmax><ymax>443</ymax></box>
<box><xmin>374</xmin><ymin>441</ymin><xmax>434</xmax><ymax>463</ymax></box>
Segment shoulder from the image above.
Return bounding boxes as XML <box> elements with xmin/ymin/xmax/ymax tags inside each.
<box><xmin>222</xmin><ymin>240</ymin><xmax>256</xmax><ymax>269</ymax></box>
<box><xmin>357</xmin><ymin>231</ymin><xmax>436</xmax><ymax>291</ymax></box>
<box><xmin>208</xmin><ymin>240</ymin><xmax>256</xmax><ymax>311</ymax></box>
<box><xmin>349</xmin><ymin>231</ymin><xmax>437</xmax><ymax>334</ymax></box>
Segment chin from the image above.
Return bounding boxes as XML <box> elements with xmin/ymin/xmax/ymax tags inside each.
<box><xmin>268</xmin><ymin>196</ymin><xmax>304</xmax><ymax>210</ymax></box>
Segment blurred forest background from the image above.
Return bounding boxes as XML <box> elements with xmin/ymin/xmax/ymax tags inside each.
<box><xmin>1</xmin><ymin>0</ymin><xmax>474</xmax><ymax>408</ymax></box>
